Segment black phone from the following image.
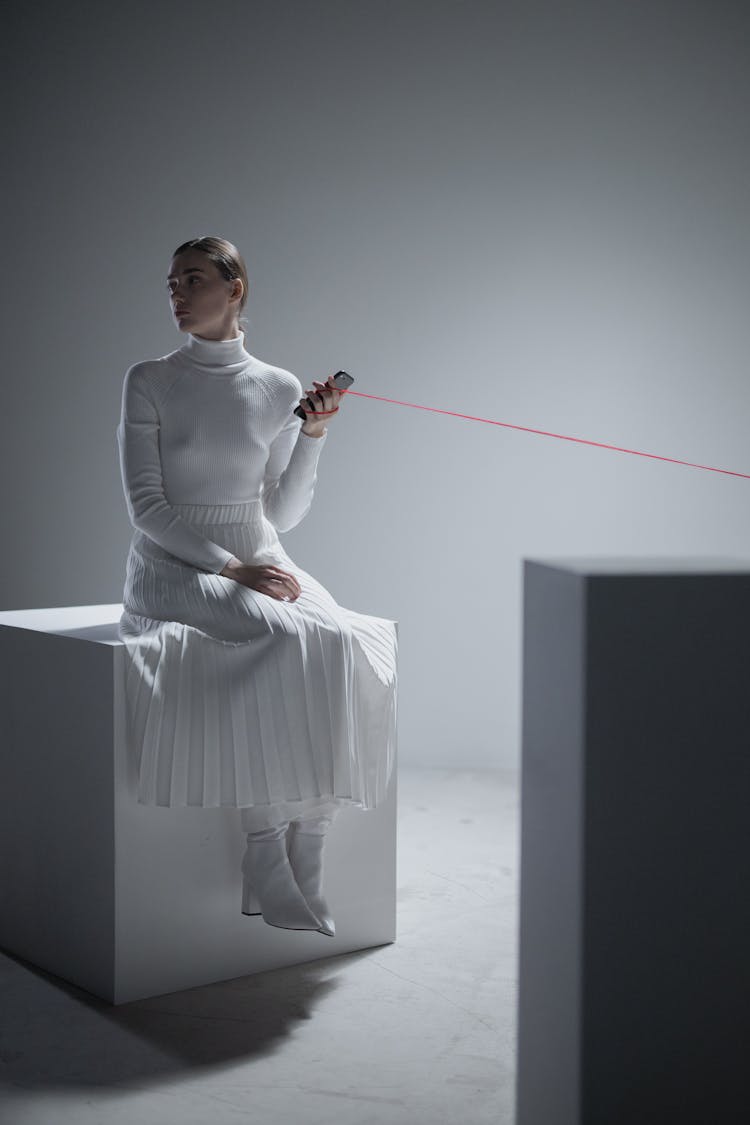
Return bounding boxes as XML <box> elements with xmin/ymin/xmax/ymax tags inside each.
<box><xmin>294</xmin><ymin>369</ymin><xmax>354</xmax><ymax>420</ymax></box>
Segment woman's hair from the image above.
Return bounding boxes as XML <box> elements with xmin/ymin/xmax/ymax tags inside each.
<box><xmin>171</xmin><ymin>235</ymin><xmax>249</xmax><ymax>335</ymax></box>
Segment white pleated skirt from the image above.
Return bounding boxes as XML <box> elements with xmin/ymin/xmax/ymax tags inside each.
<box><xmin>117</xmin><ymin>499</ymin><xmax>398</xmax><ymax>815</ymax></box>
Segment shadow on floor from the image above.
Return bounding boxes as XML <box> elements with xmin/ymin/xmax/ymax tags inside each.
<box><xmin>0</xmin><ymin>944</ymin><xmax>381</xmax><ymax>1089</ymax></box>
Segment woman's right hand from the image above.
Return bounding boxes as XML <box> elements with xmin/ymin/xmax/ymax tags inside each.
<box><xmin>219</xmin><ymin>559</ymin><xmax>301</xmax><ymax>601</ymax></box>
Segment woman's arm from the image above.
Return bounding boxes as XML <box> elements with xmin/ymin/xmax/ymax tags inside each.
<box><xmin>116</xmin><ymin>364</ymin><xmax>237</xmax><ymax>573</ymax></box>
<box><xmin>261</xmin><ymin>377</ymin><xmax>329</xmax><ymax>532</ymax></box>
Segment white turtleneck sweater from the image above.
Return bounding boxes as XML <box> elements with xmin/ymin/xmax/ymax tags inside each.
<box><xmin>116</xmin><ymin>330</ymin><xmax>328</xmax><ymax>574</ymax></box>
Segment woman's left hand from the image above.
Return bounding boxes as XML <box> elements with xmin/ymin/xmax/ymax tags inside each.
<box><xmin>299</xmin><ymin>375</ymin><xmax>344</xmax><ymax>437</ymax></box>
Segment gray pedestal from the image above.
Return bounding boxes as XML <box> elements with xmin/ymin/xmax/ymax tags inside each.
<box><xmin>0</xmin><ymin>604</ymin><xmax>397</xmax><ymax>1005</ymax></box>
<box><xmin>516</xmin><ymin>558</ymin><xmax>750</xmax><ymax>1125</ymax></box>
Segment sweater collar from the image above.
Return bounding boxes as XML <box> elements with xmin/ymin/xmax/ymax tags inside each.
<box><xmin>181</xmin><ymin>329</ymin><xmax>250</xmax><ymax>371</ymax></box>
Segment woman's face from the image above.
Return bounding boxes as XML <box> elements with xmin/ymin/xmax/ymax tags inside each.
<box><xmin>166</xmin><ymin>249</ymin><xmax>243</xmax><ymax>338</ymax></box>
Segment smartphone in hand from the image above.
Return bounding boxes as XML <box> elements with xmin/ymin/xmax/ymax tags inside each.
<box><xmin>294</xmin><ymin>370</ymin><xmax>354</xmax><ymax>420</ymax></box>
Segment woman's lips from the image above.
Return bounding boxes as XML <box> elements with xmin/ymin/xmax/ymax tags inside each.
<box><xmin>175</xmin><ymin>309</ymin><xmax>190</xmax><ymax>316</ymax></box>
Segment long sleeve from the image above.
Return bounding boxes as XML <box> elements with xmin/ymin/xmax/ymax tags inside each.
<box><xmin>116</xmin><ymin>364</ymin><xmax>236</xmax><ymax>574</ymax></box>
<box><xmin>262</xmin><ymin>406</ymin><xmax>328</xmax><ymax>533</ymax></box>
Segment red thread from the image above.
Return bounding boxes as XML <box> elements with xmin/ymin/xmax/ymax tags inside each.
<box><xmin>336</xmin><ymin>389</ymin><xmax>750</xmax><ymax>481</ymax></box>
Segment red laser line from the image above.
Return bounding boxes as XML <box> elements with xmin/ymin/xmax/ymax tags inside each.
<box><xmin>319</xmin><ymin>389</ymin><xmax>749</xmax><ymax>481</ymax></box>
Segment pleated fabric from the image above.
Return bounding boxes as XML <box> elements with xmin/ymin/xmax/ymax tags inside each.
<box><xmin>117</xmin><ymin>500</ymin><xmax>397</xmax><ymax>812</ymax></box>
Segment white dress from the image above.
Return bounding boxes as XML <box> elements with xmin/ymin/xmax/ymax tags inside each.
<box><xmin>115</xmin><ymin>330</ymin><xmax>397</xmax><ymax>826</ymax></box>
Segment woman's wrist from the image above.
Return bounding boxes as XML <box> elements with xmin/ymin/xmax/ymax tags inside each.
<box><xmin>219</xmin><ymin>557</ymin><xmax>243</xmax><ymax>577</ymax></box>
<box><xmin>301</xmin><ymin>421</ymin><xmax>327</xmax><ymax>438</ymax></box>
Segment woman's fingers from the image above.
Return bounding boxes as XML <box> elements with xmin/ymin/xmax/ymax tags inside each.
<box><xmin>300</xmin><ymin>377</ymin><xmax>343</xmax><ymax>416</ymax></box>
<box><xmin>313</xmin><ymin>378</ymin><xmax>340</xmax><ymax>403</ymax></box>
<box><xmin>274</xmin><ymin>577</ymin><xmax>300</xmax><ymax>599</ymax></box>
<box><xmin>264</xmin><ymin>565</ymin><xmax>301</xmax><ymax>599</ymax></box>
<box><xmin>266</xmin><ymin>564</ymin><xmax>300</xmax><ymax>590</ymax></box>
<box><xmin>262</xmin><ymin>579</ymin><xmax>298</xmax><ymax>601</ymax></box>
<box><xmin>234</xmin><ymin>563</ymin><xmax>301</xmax><ymax>600</ymax></box>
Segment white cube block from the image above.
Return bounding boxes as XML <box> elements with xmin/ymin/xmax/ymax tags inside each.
<box><xmin>0</xmin><ymin>604</ymin><xmax>397</xmax><ymax>1004</ymax></box>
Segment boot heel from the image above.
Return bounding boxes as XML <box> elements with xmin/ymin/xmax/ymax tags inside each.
<box><xmin>240</xmin><ymin>833</ymin><xmax>323</xmax><ymax>931</ymax></box>
<box><xmin>241</xmin><ymin>877</ymin><xmax>262</xmax><ymax>916</ymax></box>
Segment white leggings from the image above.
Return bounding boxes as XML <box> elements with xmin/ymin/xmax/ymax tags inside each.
<box><xmin>242</xmin><ymin>813</ymin><xmax>338</xmax><ymax>841</ymax></box>
<box><xmin>239</xmin><ymin>796</ymin><xmax>344</xmax><ymax>834</ymax></box>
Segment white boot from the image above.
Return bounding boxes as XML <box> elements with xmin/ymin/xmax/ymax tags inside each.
<box><xmin>240</xmin><ymin>823</ymin><xmax>323</xmax><ymax>932</ymax></box>
<box><xmin>287</xmin><ymin>815</ymin><xmax>337</xmax><ymax>938</ymax></box>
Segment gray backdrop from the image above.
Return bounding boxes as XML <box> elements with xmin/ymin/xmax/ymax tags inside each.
<box><xmin>2</xmin><ymin>0</ymin><xmax>749</xmax><ymax>770</ymax></box>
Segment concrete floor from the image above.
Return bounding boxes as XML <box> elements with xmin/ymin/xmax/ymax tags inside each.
<box><xmin>0</xmin><ymin>767</ymin><xmax>518</xmax><ymax>1125</ymax></box>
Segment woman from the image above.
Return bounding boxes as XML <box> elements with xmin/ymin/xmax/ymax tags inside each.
<box><xmin>116</xmin><ymin>235</ymin><xmax>398</xmax><ymax>938</ymax></box>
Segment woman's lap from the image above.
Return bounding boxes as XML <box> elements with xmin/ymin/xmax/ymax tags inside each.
<box><xmin>125</xmin><ymin>547</ymin><xmax>349</xmax><ymax>645</ymax></box>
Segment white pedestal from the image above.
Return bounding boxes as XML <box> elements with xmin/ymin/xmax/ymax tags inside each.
<box><xmin>0</xmin><ymin>604</ymin><xmax>397</xmax><ymax>1005</ymax></box>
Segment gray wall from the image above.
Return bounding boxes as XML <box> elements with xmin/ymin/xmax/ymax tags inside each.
<box><xmin>2</xmin><ymin>0</ymin><xmax>749</xmax><ymax>770</ymax></box>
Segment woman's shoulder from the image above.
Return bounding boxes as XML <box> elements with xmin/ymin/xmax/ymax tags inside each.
<box><xmin>249</xmin><ymin>357</ymin><xmax>303</xmax><ymax>402</ymax></box>
<box><xmin>122</xmin><ymin>356</ymin><xmax>181</xmax><ymax>405</ymax></box>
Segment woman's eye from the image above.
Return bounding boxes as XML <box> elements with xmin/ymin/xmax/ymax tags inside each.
<box><xmin>166</xmin><ymin>278</ymin><xmax>199</xmax><ymax>291</ymax></box>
